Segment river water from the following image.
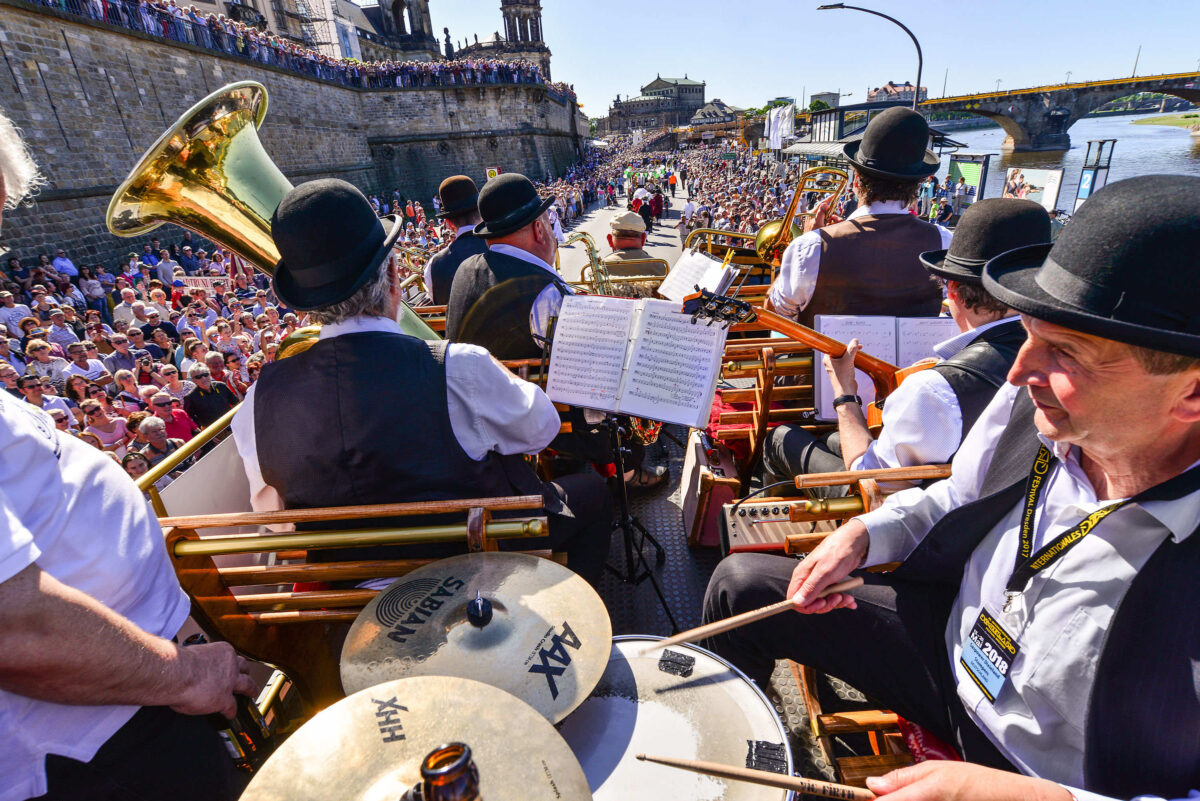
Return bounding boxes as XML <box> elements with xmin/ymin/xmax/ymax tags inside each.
<box><xmin>935</xmin><ymin>113</ymin><xmax>1200</xmax><ymax>207</ymax></box>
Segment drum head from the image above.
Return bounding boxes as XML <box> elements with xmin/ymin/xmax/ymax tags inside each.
<box><xmin>558</xmin><ymin>636</ymin><xmax>793</xmax><ymax>800</ymax></box>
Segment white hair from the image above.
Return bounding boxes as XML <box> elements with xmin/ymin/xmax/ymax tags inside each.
<box><xmin>0</xmin><ymin>110</ymin><xmax>44</xmax><ymax>208</ymax></box>
<box><xmin>139</xmin><ymin>416</ymin><xmax>167</xmax><ymax>434</ymax></box>
<box><xmin>307</xmin><ymin>254</ymin><xmax>394</xmax><ymax>326</ymax></box>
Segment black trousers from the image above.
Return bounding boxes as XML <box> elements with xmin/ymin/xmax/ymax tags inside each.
<box><xmin>547</xmin><ymin>471</ymin><xmax>613</xmax><ymax>587</ymax></box>
<box><xmin>702</xmin><ymin>552</ymin><xmax>1015</xmax><ymax>771</ymax></box>
<box><xmin>761</xmin><ymin>425</ymin><xmax>849</xmax><ymax>499</ymax></box>
<box><xmin>35</xmin><ymin>705</ymin><xmax>242</xmax><ymax>801</ymax></box>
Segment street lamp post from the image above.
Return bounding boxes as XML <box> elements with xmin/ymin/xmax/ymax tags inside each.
<box><xmin>996</xmin><ymin>78</ymin><xmax>1003</xmax><ymax>93</ymax></box>
<box><xmin>817</xmin><ymin>4</ymin><xmax>923</xmax><ymax>111</ymax></box>
<box><xmin>1066</xmin><ymin>70</ymin><xmax>1072</xmax><ymax>84</ymax></box>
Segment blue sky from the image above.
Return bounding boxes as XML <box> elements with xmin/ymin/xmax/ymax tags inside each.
<box><xmin>422</xmin><ymin>0</ymin><xmax>1200</xmax><ymax>115</ymax></box>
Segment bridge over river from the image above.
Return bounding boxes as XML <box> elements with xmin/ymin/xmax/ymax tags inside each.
<box><xmin>920</xmin><ymin>72</ymin><xmax>1200</xmax><ymax>152</ymax></box>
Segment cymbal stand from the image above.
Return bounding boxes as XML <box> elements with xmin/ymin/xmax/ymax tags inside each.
<box><xmin>602</xmin><ymin>415</ymin><xmax>679</xmax><ymax>633</ymax></box>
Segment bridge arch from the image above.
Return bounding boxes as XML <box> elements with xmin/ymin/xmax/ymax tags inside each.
<box><xmin>924</xmin><ymin>74</ymin><xmax>1200</xmax><ymax>152</ymax></box>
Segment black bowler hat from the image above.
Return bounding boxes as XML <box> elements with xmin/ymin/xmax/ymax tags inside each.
<box><xmin>983</xmin><ymin>175</ymin><xmax>1200</xmax><ymax>357</ymax></box>
<box><xmin>473</xmin><ymin>173</ymin><xmax>555</xmax><ymax>239</ymax></box>
<box><xmin>921</xmin><ymin>198</ymin><xmax>1050</xmax><ymax>285</ymax></box>
<box><xmin>842</xmin><ymin>107</ymin><xmax>940</xmax><ymax>181</ymax></box>
<box><xmin>271</xmin><ymin>179</ymin><xmax>403</xmax><ymax>311</ymax></box>
<box><xmin>436</xmin><ymin>175</ymin><xmax>479</xmax><ymax>219</ymax></box>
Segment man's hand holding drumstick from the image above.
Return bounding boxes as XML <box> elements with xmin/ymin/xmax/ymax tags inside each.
<box><xmin>788</xmin><ymin>519</ymin><xmax>871</xmax><ymax>614</ymax></box>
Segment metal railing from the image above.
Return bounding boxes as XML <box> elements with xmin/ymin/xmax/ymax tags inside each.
<box><xmin>137</xmin><ymin>403</ymin><xmax>240</xmax><ymax>516</ymax></box>
<box><xmin>924</xmin><ymin>70</ymin><xmax>1200</xmax><ymax>106</ymax></box>
<box><xmin>29</xmin><ymin>0</ymin><xmax>565</xmax><ymax>92</ymax></box>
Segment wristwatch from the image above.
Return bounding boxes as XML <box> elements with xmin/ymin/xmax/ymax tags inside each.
<box><xmin>832</xmin><ymin>394</ymin><xmax>863</xmax><ymax>410</ymax></box>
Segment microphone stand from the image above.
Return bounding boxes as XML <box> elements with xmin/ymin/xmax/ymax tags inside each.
<box><xmin>601</xmin><ymin>414</ymin><xmax>679</xmax><ymax>633</ymax></box>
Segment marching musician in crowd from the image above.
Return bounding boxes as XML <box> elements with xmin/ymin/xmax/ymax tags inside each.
<box><xmin>601</xmin><ymin>210</ymin><xmax>668</xmax><ymax>280</ymax></box>
<box><xmin>421</xmin><ymin>175</ymin><xmax>487</xmax><ymax>306</ymax></box>
<box><xmin>445</xmin><ymin>172</ymin><xmax>571</xmax><ymax>360</ymax></box>
<box><xmin>445</xmin><ymin>173</ymin><xmax>666</xmax><ymax>489</ymax></box>
<box><xmin>705</xmin><ymin>175</ymin><xmax>1200</xmax><ymax>801</ymax></box>
<box><xmin>230</xmin><ymin>179</ymin><xmax>612</xmax><ymax>584</ymax></box>
<box><xmin>761</xmin><ymin>199</ymin><xmax>1049</xmax><ymax>496</ymax></box>
<box><xmin>0</xmin><ymin>108</ymin><xmax>252</xmax><ymax>801</ymax></box>
<box><xmin>767</xmin><ymin>107</ymin><xmax>951</xmax><ymax>327</ymax></box>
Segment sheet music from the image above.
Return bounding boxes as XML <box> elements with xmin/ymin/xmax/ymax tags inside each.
<box><xmin>895</xmin><ymin>317</ymin><xmax>960</xmax><ymax>368</ymax></box>
<box><xmin>620</xmin><ymin>299</ymin><xmax>728</xmax><ymax>428</ymax></box>
<box><xmin>656</xmin><ymin>251</ymin><xmax>733</xmax><ymax>302</ymax></box>
<box><xmin>813</xmin><ymin>315</ymin><xmax>897</xmax><ymax>421</ymax></box>
<box><xmin>545</xmin><ymin>295</ymin><xmax>637</xmax><ymax>410</ymax></box>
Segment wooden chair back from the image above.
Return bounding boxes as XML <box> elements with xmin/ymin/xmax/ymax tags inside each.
<box><xmin>161</xmin><ymin>495</ymin><xmax>552</xmax><ymax>714</ymax></box>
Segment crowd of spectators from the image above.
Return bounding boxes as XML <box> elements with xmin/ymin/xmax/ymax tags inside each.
<box><xmin>1</xmin><ymin>232</ymin><xmax>285</xmax><ymax>485</ymax></box>
<box><xmin>38</xmin><ymin>0</ymin><xmax>576</xmax><ymax>98</ymax></box>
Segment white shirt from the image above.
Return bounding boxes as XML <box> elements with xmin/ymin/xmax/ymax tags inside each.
<box><xmin>486</xmin><ymin>243</ymin><xmax>571</xmax><ymax>346</ymax></box>
<box><xmin>0</xmin><ymin>394</ymin><xmax>189</xmax><ymax>801</ymax></box>
<box><xmin>767</xmin><ymin>201</ymin><xmax>954</xmax><ymax>319</ymax></box>
<box><xmin>858</xmin><ymin>382</ymin><xmax>1200</xmax><ymax>797</ymax></box>
<box><xmin>231</xmin><ymin>315</ymin><xmax>560</xmax><ymax>514</ymax></box>
<box><xmin>422</xmin><ymin>223</ymin><xmax>475</xmax><ymax>299</ymax></box>
<box><xmin>0</xmin><ymin>303</ymin><xmax>32</xmax><ymax>336</ymax></box>
<box><xmin>682</xmin><ymin>200</ymin><xmax>696</xmax><ymax>219</ymax></box>
<box><xmin>63</xmin><ymin>358</ymin><xmax>110</xmax><ymax>382</ymax></box>
<box><xmin>852</xmin><ymin>318</ymin><xmax>1019</xmax><ymax>489</ymax></box>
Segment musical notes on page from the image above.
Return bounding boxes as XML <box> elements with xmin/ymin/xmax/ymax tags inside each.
<box><xmin>896</xmin><ymin>317</ymin><xmax>960</xmax><ymax>368</ymax></box>
<box><xmin>546</xmin><ymin>295</ymin><xmax>636</xmax><ymax>410</ymax></box>
<box><xmin>813</xmin><ymin>315</ymin><xmax>896</xmax><ymax>420</ymax></box>
<box><xmin>657</xmin><ymin>251</ymin><xmax>736</xmax><ymax>302</ymax></box>
<box><xmin>621</xmin><ymin>300</ymin><xmax>728</xmax><ymax>428</ymax></box>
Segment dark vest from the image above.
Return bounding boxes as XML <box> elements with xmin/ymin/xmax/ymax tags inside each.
<box><xmin>800</xmin><ymin>214</ymin><xmax>944</xmax><ymax>328</ymax></box>
<box><xmin>253</xmin><ymin>333</ymin><xmax>549</xmax><ymax>560</ymax></box>
<box><xmin>445</xmin><ymin>249</ymin><xmax>569</xmax><ymax>361</ymax></box>
<box><xmin>426</xmin><ymin>229</ymin><xmax>488</xmax><ymax>306</ymax></box>
<box><xmin>929</xmin><ymin>318</ymin><xmax>1026</xmax><ymax>438</ymax></box>
<box><xmin>893</xmin><ymin>391</ymin><xmax>1200</xmax><ymax>798</ymax></box>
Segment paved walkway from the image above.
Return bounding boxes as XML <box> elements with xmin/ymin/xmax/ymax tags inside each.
<box><xmin>554</xmin><ymin>188</ymin><xmax>693</xmax><ymax>283</ymax></box>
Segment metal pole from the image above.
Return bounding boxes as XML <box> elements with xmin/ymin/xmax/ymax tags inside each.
<box><xmin>1066</xmin><ymin>70</ymin><xmax>1072</xmax><ymax>84</ymax></box>
<box><xmin>1132</xmin><ymin>44</ymin><xmax>1141</xmax><ymax>77</ymax></box>
<box><xmin>817</xmin><ymin>4</ymin><xmax>923</xmax><ymax>110</ymax></box>
<box><xmin>942</xmin><ymin>67</ymin><xmax>948</xmax><ymax>97</ymax></box>
<box><xmin>996</xmin><ymin>78</ymin><xmax>1002</xmax><ymax>93</ymax></box>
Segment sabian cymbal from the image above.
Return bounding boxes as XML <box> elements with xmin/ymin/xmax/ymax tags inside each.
<box><xmin>241</xmin><ymin>676</ymin><xmax>591</xmax><ymax>801</ymax></box>
<box><xmin>340</xmin><ymin>552</ymin><xmax>612</xmax><ymax>724</ymax></box>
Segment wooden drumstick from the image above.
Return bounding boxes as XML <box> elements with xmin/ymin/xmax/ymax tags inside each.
<box><xmin>639</xmin><ymin>576</ymin><xmax>864</xmax><ymax>654</ymax></box>
<box><xmin>635</xmin><ymin>753</ymin><xmax>875</xmax><ymax>800</ymax></box>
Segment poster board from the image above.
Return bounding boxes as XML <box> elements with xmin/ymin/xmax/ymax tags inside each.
<box><xmin>1002</xmin><ymin>167</ymin><xmax>1064</xmax><ymax>212</ymax></box>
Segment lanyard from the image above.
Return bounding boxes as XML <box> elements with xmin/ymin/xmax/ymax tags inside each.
<box><xmin>1003</xmin><ymin>444</ymin><xmax>1129</xmax><ymax>613</ymax></box>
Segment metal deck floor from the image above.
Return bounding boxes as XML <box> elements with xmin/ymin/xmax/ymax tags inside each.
<box><xmin>592</xmin><ymin>424</ymin><xmax>874</xmax><ymax>783</ymax></box>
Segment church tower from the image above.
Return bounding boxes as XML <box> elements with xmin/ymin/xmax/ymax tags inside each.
<box><xmin>500</xmin><ymin>0</ymin><xmax>544</xmax><ymax>46</ymax></box>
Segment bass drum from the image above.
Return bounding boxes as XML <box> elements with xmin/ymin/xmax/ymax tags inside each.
<box><xmin>558</xmin><ymin>636</ymin><xmax>794</xmax><ymax>800</ymax></box>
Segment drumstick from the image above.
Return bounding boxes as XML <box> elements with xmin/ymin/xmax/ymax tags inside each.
<box><xmin>635</xmin><ymin>754</ymin><xmax>875</xmax><ymax>801</ymax></box>
<box><xmin>639</xmin><ymin>577</ymin><xmax>864</xmax><ymax>654</ymax></box>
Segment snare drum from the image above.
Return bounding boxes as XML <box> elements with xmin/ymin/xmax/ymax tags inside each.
<box><xmin>557</xmin><ymin>636</ymin><xmax>794</xmax><ymax>800</ymax></box>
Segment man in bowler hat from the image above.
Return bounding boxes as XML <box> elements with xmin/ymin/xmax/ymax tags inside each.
<box><xmin>423</xmin><ymin>175</ymin><xmax>487</xmax><ymax>306</ymax></box>
<box><xmin>767</xmin><ymin>107</ymin><xmax>952</xmax><ymax>328</ymax></box>
<box><xmin>447</xmin><ymin>173</ymin><xmax>666</xmax><ymax>489</ymax></box>
<box><xmin>761</xmin><ymin>199</ymin><xmax>1049</xmax><ymax>496</ymax></box>
<box><xmin>230</xmin><ymin>179</ymin><xmax>611</xmax><ymax>584</ymax></box>
<box><xmin>705</xmin><ymin>175</ymin><xmax>1200</xmax><ymax>801</ymax></box>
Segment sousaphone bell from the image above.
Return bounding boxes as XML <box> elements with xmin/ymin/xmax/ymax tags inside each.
<box><xmin>106</xmin><ymin>80</ymin><xmax>438</xmax><ymax>341</ymax></box>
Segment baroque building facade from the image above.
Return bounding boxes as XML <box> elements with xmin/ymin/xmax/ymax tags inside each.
<box><xmin>452</xmin><ymin>0</ymin><xmax>553</xmax><ymax>80</ymax></box>
<box><xmin>598</xmin><ymin>75</ymin><xmax>706</xmax><ymax>135</ymax></box>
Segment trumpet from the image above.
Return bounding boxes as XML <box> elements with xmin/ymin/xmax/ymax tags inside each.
<box><xmin>105</xmin><ymin>81</ymin><xmax>438</xmax><ymax>341</ymax></box>
<box><xmin>754</xmin><ymin>166</ymin><xmax>850</xmax><ymax>267</ymax></box>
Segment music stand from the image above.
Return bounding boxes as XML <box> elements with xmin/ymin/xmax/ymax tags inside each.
<box><xmin>538</xmin><ymin>316</ymin><xmax>679</xmax><ymax>633</ymax></box>
<box><xmin>600</xmin><ymin>414</ymin><xmax>679</xmax><ymax>633</ymax></box>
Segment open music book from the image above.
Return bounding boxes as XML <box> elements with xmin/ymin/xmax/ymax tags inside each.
<box><xmin>812</xmin><ymin>314</ymin><xmax>960</xmax><ymax>421</ymax></box>
<box><xmin>546</xmin><ymin>295</ymin><xmax>729</xmax><ymax>429</ymax></box>
<box><xmin>656</xmin><ymin>250</ymin><xmax>737</xmax><ymax>302</ymax></box>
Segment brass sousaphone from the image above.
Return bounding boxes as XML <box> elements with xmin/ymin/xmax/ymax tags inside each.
<box><xmin>753</xmin><ymin>166</ymin><xmax>850</xmax><ymax>267</ymax></box>
<box><xmin>106</xmin><ymin>80</ymin><xmax>438</xmax><ymax>341</ymax></box>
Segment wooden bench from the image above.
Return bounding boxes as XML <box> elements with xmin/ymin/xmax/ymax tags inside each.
<box><xmin>161</xmin><ymin>495</ymin><xmax>553</xmax><ymax>714</ymax></box>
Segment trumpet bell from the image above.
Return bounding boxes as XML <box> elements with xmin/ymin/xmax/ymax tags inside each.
<box><xmin>106</xmin><ymin>81</ymin><xmax>290</xmax><ymax>272</ymax></box>
<box><xmin>754</xmin><ymin>219</ymin><xmax>802</xmax><ymax>266</ymax></box>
